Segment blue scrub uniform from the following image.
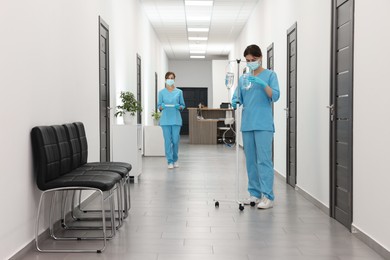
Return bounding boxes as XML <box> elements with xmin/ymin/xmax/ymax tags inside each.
<box><xmin>232</xmin><ymin>69</ymin><xmax>280</xmax><ymax>200</ymax></box>
<box><xmin>157</xmin><ymin>88</ymin><xmax>186</xmax><ymax>165</ymax></box>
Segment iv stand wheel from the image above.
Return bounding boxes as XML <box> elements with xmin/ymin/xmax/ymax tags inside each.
<box><xmin>250</xmin><ymin>201</ymin><xmax>256</xmax><ymax>207</ymax></box>
<box><xmin>239</xmin><ymin>203</ymin><xmax>244</xmax><ymax>211</ymax></box>
<box><xmin>215</xmin><ymin>201</ymin><xmax>219</xmax><ymax>207</ymax></box>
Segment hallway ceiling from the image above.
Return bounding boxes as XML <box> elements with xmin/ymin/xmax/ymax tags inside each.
<box><xmin>140</xmin><ymin>0</ymin><xmax>259</xmax><ymax>60</ymax></box>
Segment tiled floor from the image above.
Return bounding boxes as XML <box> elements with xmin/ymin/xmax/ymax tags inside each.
<box><xmin>15</xmin><ymin>138</ymin><xmax>384</xmax><ymax>259</ymax></box>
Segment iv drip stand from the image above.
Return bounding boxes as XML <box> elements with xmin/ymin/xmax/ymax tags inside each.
<box><xmin>214</xmin><ymin>59</ymin><xmax>245</xmax><ymax>211</ymax></box>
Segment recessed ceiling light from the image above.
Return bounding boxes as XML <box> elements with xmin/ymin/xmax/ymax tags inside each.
<box><xmin>185</xmin><ymin>1</ymin><xmax>213</xmax><ymax>6</ymax></box>
<box><xmin>189</xmin><ymin>44</ymin><xmax>207</xmax><ymax>50</ymax></box>
<box><xmin>186</xmin><ymin>16</ymin><xmax>211</xmax><ymax>21</ymax></box>
<box><xmin>188</xmin><ymin>37</ymin><xmax>208</xmax><ymax>41</ymax></box>
<box><xmin>190</xmin><ymin>55</ymin><xmax>206</xmax><ymax>59</ymax></box>
<box><xmin>188</xmin><ymin>28</ymin><xmax>209</xmax><ymax>32</ymax></box>
<box><xmin>190</xmin><ymin>50</ymin><xmax>206</xmax><ymax>54</ymax></box>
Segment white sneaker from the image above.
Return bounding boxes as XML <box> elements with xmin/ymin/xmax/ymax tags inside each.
<box><xmin>242</xmin><ymin>196</ymin><xmax>260</xmax><ymax>205</ymax></box>
<box><xmin>168</xmin><ymin>164</ymin><xmax>174</xmax><ymax>169</ymax></box>
<box><xmin>257</xmin><ymin>196</ymin><xmax>274</xmax><ymax>209</ymax></box>
<box><xmin>173</xmin><ymin>162</ymin><xmax>179</xmax><ymax>168</ymax></box>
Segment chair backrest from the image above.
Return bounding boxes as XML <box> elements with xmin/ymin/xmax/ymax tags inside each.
<box><xmin>31</xmin><ymin>126</ymin><xmax>62</xmax><ymax>190</ymax></box>
<box><xmin>52</xmin><ymin>125</ymin><xmax>73</xmax><ymax>174</ymax></box>
<box><xmin>63</xmin><ymin>123</ymin><xmax>82</xmax><ymax>169</ymax></box>
<box><xmin>73</xmin><ymin>122</ymin><xmax>88</xmax><ymax>165</ymax></box>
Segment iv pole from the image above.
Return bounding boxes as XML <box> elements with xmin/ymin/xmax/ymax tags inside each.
<box><xmin>214</xmin><ymin>59</ymin><xmax>245</xmax><ymax>211</ymax></box>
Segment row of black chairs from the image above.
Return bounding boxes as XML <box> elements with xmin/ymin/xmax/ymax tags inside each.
<box><xmin>31</xmin><ymin>122</ymin><xmax>132</xmax><ymax>253</ymax></box>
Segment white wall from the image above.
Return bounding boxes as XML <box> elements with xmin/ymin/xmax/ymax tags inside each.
<box><xmin>353</xmin><ymin>0</ymin><xmax>390</xmax><ymax>251</ymax></box>
<box><xmin>168</xmin><ymin>60</ymin><xmax>213</xmax><ymax>107</ymax></box>
<box><xmin>0</xmin><ymin>0</ymin><xmax>167</xmax><ymax>258</ymax></box>
<box><xmin>212</xmin><ymin>60</ymin><xmax>230</xmax><ymax>108</ymax></box>
<box><xmin>234</xmin><ymin>0</ymin><xmax>331</xmax><ymax>206</ymax></box>
<box><xmin>110</xmin><ymin>0</ymin><xmax>168</xmax><ymax>127</ymax></box>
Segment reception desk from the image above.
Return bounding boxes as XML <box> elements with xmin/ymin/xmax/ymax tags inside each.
<box><xmin>188</xmin><ymin>108</ymin><xmax>235</xmax><ymax>144</ymax></box>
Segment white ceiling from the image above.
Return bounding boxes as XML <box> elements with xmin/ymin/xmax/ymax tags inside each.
<box><xmin>140</xmin><ymin>0</ymin><xmax>260</xmax><ymax>60</ymax></box>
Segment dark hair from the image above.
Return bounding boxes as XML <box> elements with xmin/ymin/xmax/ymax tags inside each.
<box><xmin>165</xmin><ymin>71</ymin><xmax>176</xmax><ymax>79</ymax></box>
<box><xmin>243</xmin><ymin>44</ymin><xmax>262</xmax><ymax>58</ymax></box>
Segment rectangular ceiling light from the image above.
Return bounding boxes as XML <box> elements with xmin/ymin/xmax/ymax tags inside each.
<box><xmin>188</xmin><ymin>37</ymin><xmax>208</xmax><ymax>41</ymax></box>
<box><xmin>190</xmin><ymin>55</ymin><xmax>206</xmax><ymax>59</ymax></box>
<box><xmin>188</xmin><ymin>28</ymin><xmax>209</xmax><ymax>32</ymax></box>
<box><xmin>189</xmin><ymin>44</ymin><xmax>206</xmax><ymax>49</ymax></box>
<box><xmin>186</xmin><ymin>16</ymin><xmax>210</xmax><ymax>21</ymax></box>
<box><xmin>185</xmin><ymin>1</ymin><xmax>213</xmax><ymax>6</ymax></box>
<box><xmin>190</xmin><ymin>50</ymin><xmax>206</xmax><ymax>54</ymax></box>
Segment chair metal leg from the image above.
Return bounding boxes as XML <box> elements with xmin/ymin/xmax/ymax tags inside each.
<box><xmin>55</xmin><ymin>186</ymin><xmax>118</xmax><ymax>238</ymax></box>
<box><xmin>68</xmin><ymin>183</ymin><xmax>124</xmax><ymax>228</ymax></box>
<box><xmin>35</xmin><ymin>188</ymin><xmax>107</xmax><ymax>253</ymax></box>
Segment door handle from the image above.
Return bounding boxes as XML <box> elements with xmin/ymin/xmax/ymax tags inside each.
<box><xmin>284</xmin><ymin>108</ymin><xmax>289</xmax><ymax>118</ymax></box>
<box><xmin>327</xmin><ymin>104</ymin><xmax>334</xmax><ymax>121</ymax></box>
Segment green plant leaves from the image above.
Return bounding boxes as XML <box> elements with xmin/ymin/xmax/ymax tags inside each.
<box><xmin>114</xmin><ymin>91</ymin><xmax>142</xmax><ymax>117</ymax></box>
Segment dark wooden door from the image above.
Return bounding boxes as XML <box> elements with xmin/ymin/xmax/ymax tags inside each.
<box><xmin>330</xmin><ymin>0</ymin><xmax>354</xmax><ymax>230</ymax></box>
<box><xmin>155</xmin><ymin>72</ymin><xmax>158</xmax><ymax>111</ymax></box>
<box><xmin>99</xmin><ymin>17</ymin><xmax>110</xmax><ymax>162</ymax></box>
<box><xmin>180</xmin><ymin>88</ymin><xmax>208</xmax><ymax>135</ymax></box>
<box><xmin>286</xmin><ymin>23</ymin><xmax>297</xmax><ymax>187</ymax></box>
<box><xmin>136</xmin><ymin>54</ymin><xmax>142</xmax><ymax>124</ymax></box>
<box><xmin>267</xmin><ymin>43</ymin><xmax>275</xmax><ymax>162</ymax></box>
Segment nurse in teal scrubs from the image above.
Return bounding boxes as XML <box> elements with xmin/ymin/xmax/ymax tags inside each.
<box><xmin>158</xmin><ymin>72</ymin><xmax>186</xmax><ymax>169</ymax></box>
<box><xmin>232</xmin><ymin>44</ymin><xmax>280</xmax><ymax>209</ymax></box>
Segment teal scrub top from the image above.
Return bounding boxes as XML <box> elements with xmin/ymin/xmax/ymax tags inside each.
<box><xmin>157</xmin><ymin>88</ymin><xmax>186</xmax><ymax>126</ymax></box>
<box><xmin>232</xmin><ymin>69</ymin><xmax>280</xmax><ymax>132</ymax></box>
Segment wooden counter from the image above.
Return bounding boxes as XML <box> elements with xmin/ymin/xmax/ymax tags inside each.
<box><xmin>188</xmin><ymin>108</ymin><xmax>234</xmax><ymax>144</ymax></box>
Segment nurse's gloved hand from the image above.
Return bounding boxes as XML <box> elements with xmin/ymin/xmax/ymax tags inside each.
<box><xmin>248</xmin><ymin>76</ymin><xmax>267</xmax><ymax>89</ymax></box>
<box><xmin>174</xmin><ymin>104</ymin><xmax>181</xmax><ymax>110</ymax></box>
<box><xmin>160</xmin><ymin>103</ymin><xmax>166</xmax><ymax>110</ymax></box>
<box><xmin>231</xmin><ymin>102</ymin><xmax>237</xmax><ymax>110</ymax></box>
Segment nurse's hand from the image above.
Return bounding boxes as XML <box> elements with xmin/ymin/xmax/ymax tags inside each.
<box><xmin>160</xmin><ymin>103</ymin><xmax>166</xmax><ymax>110</ymax></box>
<box><xmin>174</xmin><ymin>104</ymin><xmax>181</xmax><ymax>110</ymax></box>
<box><xmin>231</xmin><ymin>101</ymin><xmax>237</xmax><ymax>110</ymax></box>
<box><xmin>248</xmin><ymin>75</ymin><xmax>267</xmax><ymax>89</ymax></box>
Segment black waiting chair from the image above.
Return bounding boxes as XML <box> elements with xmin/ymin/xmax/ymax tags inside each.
<box><xmin>64</xmin><ymin>122</ymin><xmax>132</xmax><ymax>220</ymax></box>
<box><xmin>31</xmin><ymin>125</ymin><xmax>121</xmax><ymax>253</ymax></box>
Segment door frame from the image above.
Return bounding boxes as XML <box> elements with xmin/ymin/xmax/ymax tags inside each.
<box><xmin>98</xmin><ymin>16</ymin><xmax>110</xmax><ymax>162</ymax></box>
<box><xmin>136</xmin><ymin>54</ymin><xmax>142</xmax><ymax>124</ymax></box>
<box><xmin>267</xmin><ymin>43</ymin><xmax>274</xmax><ymax>162</ymax></box>
<box><xmin>286</xmin><ymin>22</ymin><xmax>298</xmax><ymax>187</ymax></box>
<box><xmin>330</xmin><ymin>0</ymin><xmax>354</xmax><ymax>230</ymax></box>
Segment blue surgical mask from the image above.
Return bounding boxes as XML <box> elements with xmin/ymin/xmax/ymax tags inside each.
<box><xmin>247</xmin><ymin>60</ymin><xmax>261</xmax><ymax>71</ymax></box>
<box><xmin>166</xmin><ymin>79</ymin><xmax>175</xmax><ymax>86</ymax></box>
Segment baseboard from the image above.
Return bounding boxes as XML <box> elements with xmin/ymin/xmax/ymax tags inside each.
<box><xmin>9</xmin><ymin>191</ymin><xmax>100</xmax><ymax>259</ymax></box>
<box><xmin>274</xmin><ymin>170</ymin><xmax>329</xmax><ymax>215</ymax></box>
<box><xmin>352</xmin><ymin>225</ymin><xmax>390</xmax><ymax>260</ymax></box>
<box><xmin>8</xmin><ymin>229</ymin><xmax>50</xmax><ymax>260</ymax></box>
<box><xmin>274</xmin><ymin>169</ymin><xmax>285</xmax><ymax>180</ymax></box>
<box><xmin>295</xmin><ymin>185</ymin><xmax>330</xmax><ymax>215</ymax></box>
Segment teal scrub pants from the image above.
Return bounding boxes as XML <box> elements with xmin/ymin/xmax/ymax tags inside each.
<box><xmin>242</xmin><ymin>130</ymin><xmax>274</xmax><ymax>200</ymax></box>
<box><xmin>161</xmin><ymin>125</ymin><xmax>181</xmax><ymax>164</ymax></box>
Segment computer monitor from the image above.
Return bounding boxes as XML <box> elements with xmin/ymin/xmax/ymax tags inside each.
<box><xmin>220</xmin><ymin>102</ymin><xmax>230</xmax><ymax>108</ymax></box>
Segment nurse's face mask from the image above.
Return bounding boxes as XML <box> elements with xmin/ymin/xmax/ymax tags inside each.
<box><xmin>246</xmin><ymin>59</ymin><xmax>262</xmax><ymax>71</ymax></box>
<box><xmin>166</xmin><ymin>79</ymin><xmax>175</xmax><ymax>86</ymax></box>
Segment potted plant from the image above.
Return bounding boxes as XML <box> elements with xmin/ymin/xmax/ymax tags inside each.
<box><xmin>151</xmin><ymin>110</ymin><xmax>161</xmax><ymax>125</ymax></box>
<box><xmin>114</xmin><ymin>91</ymin><xmax>142</xmax><ymax>124</ymax></box>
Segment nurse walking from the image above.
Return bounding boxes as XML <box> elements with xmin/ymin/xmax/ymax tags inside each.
<box><xmin>158</xmin><ymin>72</ymin><xmax>186</xmax><ymax>169</ymax></box>
<box><xmin>232</xmin><ymin>44</ymin><xmax>280</xmax><ymax>209</ymax></box>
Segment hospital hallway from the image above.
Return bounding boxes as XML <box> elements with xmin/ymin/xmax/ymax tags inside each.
<box><xmin>16</xmin><ymin>138</ymin><xmax>384</xmax><ymax>260</ymax></box>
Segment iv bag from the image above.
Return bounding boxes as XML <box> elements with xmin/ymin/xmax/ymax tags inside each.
<box><xmin>225</xmin><ymin>63</ymin><xmax>235</xmax><ymax>89</ymax></box>
<box><xmin>225</xmin><ymin>72</ymin><xmax>234</xmax><ymax>89</ymax></box>
<box><xmin>242</xmin><ymin>66</ymin><xmax>253</xmax><ymax>90</ymax></box>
